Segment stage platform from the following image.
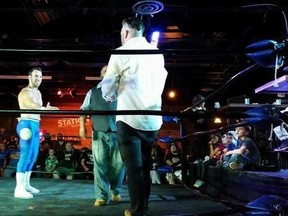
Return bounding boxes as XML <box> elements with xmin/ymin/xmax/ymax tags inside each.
<box><xmin>0</xmin><ymin>177</ymin><xmax>248</xmax><ymax>216</ymax></box>
<box><xmin>1</xmin><ymin>168</ymin><xmax>288</xmax><ymax>216</ymax></box>
<box><xmin>202</xmin><ymin>166</ymin><xmax>288</xmax><ymax>204</ymax></box>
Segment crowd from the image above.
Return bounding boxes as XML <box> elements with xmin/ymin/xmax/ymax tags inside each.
<box><xmin>0</xmin><ymin>16</ymin><xmax>273</xmax><ymax>216</ymax></box>
<box><xmin>0</xmin><ymin>132</ymin><xmax>93</xmax><ymax>180</ymax></box>
<box><xmin>0</xmin><ymin>125</ymin><xmax>265</xmax><ymax>186</ymax></box>
<box><xmin>148</xmin><ymin>125</ymin><xmax>263</xmax><ymax>189</ymax></box>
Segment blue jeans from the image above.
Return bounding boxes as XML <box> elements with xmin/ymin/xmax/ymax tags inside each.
<box><xmin>223</xmin><ymin>153</ymin><xmax>251</xmax><ymax>168</ymax></box>
<box><xmin>16</xmin><ymin>119</ymin><xmax>40</xmax><ymax>172</ymax></box>
<box><xmin>117</xmin><ymin>121</ymin><xmax>158</xmax><ymax>216</ymax></box>
<box><xmin>92</xmin><ymin>131</ymin><xmax>125</xmax><ymax>201</ymax></box>
<box><xmin>197</xmin><ymin>158</ymin><xmax>217</xmax><ymax>179</ymax></box>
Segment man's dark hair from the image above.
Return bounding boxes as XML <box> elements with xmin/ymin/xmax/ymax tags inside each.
<box><xmin>122</xmin><ymin>17</ymin><xmax>145</xmax><ymax>32</ymax></box>
<box><xmin>244</xmin><ymin>125</ymin><xmax>252</xmax><ymax>133</ymax></box>
<box><xmin>28</xmin><ymin>67</ymin><xmax>42</xmax><ymax>75</ymax></box>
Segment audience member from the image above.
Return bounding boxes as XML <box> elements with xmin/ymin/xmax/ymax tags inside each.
<box><xmin>53</xmin><ymin>133</ymin><xmax>67</xmax><ymax>159</ymax></box>
<box><xmin>221</xmin><ymin>134</ymin><xmax>227</xmax><ymax>144</ymax></box>
<box><xmin>4</xmin><ymin>143</ymin><xmax>20</xmax><ymax>178</ymax></box>
<box><xmin>0</xmin><ymin>141</ymin><xmax>9</xmax><ymax>177</ymax></box>
<box><xmin>222</xmin><ymin>126</ymin><xmax>261</xmax><ymax>170</ymax></box>
<box><xmin>0</xmin><ymin>127</ymin><xmax>6</xmax><ymax>139</ymax></box>
<box><xmin>33</xmin><ymin>141</ymin><xmax>49</xmax><ymax>178</ymax></box>
<box><xmin>45</xmin><ymin>148</ymin><xmax>58</xmax><ymax>178</ymax></box>
<box><xmin>223</xmin><ymin>131</ymin><xmax>238</xmax><ymax>153</ymax></box>
<box><xmin>217</xmin><ymin>131</ymin><xmax>238</xmax><ymax>167</ymax></box>
<box><xmin>181</xmin><ymin>94</ymin><xmax>209</xmax><ymax>184</ymax></box>
<box><xmin>41</xmin><ymin>133</ymin><xmax>53</xmax><ymax>149</ymax></box>
<box><xmin>165</xmin><ymin>143</ymin><xmax>182</xmax><ymax>185</ymax></box>
<box><xmin>193</xmin><ymin>132</ymin><xmax>225</xmax><ymax>188</ymax></box>
<box><xmin>5</xmin><ymin>135</ymin><xmax>18</xmax><ymax>152</ymax></box>
<box><xmin>78</xmin><ymin>146</ymin><xmax>93</xmax><ymax>180</ymax></box>
<box><xmin>53</xmin><ymin>142</ymin><xmax>79</xmax><ymax>180</ymax></box>
<box><xmin>150</xmin><ymin>145</ymin><xmax>162</xmax><ymax>184</ymax></box>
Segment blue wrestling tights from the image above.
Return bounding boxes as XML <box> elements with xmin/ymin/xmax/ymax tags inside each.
<box><xmin>16</xmin><ymin>119</ymin><xmax>40</xmax><ymax>173</ymax></box>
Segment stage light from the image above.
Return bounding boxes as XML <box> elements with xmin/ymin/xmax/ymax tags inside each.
<box><xmin>132</xmin><ymin>0</ymin><xmax>164</xmax><ymax>17</ymax></box>
<box><xmin>168</xmin><ymin>90</ymin><xmax>176</xmax><ymax>99</ymax></box>
<box><xmin>85</xmin><ymin>76</ymin><xmax>102</xmax><ymax>81</ymax></box>
<box><xmin>151</xmin><ymin>31</ymin><xmax>160</xmax><ymax>47</ymax></box>
<box><xmin>214</xmin><ymin>117</ymin><xmax>222</xmax><ymax>124</ymax></box>
<box><xmin>245</xmin><ymin>39</ymin><xmax>285</xmax><ymax>68</ymax></box>
<box><xmin>57</xmin><ymin>89</ymin><xmax>64</xmax><ymax>98</ymax></box>
<box><xmin>57</xmin><ymin>89</ymin><xmax>62</xmax><ymax>96</ymax></box>
<box><xmin>0</xmin><ymin>75</ymin><xmax>52</xmax><ymax>80</ymax></box>
<box><xmin>57</xmin><ymin>88</ymin><xmax>78</xmax><ymax>98</ymax></box>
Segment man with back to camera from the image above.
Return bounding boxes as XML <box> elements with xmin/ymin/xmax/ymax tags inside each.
<box><xmin>101</xmin><ymin>17</ymin><xmax>168</xmax><ymax>216</ymax></box>
<box><xmin>15</xmin><ymin>67</ymin><xmax>59</xmax><ymax>199</ymax></box>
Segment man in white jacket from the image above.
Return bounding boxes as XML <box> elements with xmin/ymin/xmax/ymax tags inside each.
<box><xmin>101</xmin><ymin>17</ymin><xmax>167</xmax><ymax>216</ymax></box>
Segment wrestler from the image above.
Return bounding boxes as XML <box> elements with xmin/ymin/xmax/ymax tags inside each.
<box><xmin>14</xmin><ymin>68</ymin><xmax>59</xmax><ymax>199</ymax></box>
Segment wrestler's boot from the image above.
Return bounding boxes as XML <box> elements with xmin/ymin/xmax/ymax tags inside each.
<box><xmin>24</xmin><ymin>171</ymin><xmax>40</xmax><ymax>194</ymax></box>
<box><xmin>14</xmin><ymin>172</ymin><xmax>33</xmax><ymax>199</ymax></box>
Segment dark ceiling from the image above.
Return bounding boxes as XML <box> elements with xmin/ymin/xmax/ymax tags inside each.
<box><xmin>1</xmin><ymin>0</ymin><xmax>288</xmax><ymax>108</ymax></box>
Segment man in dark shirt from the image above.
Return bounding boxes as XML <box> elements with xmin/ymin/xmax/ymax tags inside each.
<box><xmin>79</xmin><ymin>146</ymin><xmax>93</xmax><ymax>180</ymax></box>
<box><xmin>79</xmin><ymin>65</ymin><xmax>125</xmax><ymax>207</ymax></box>
<box><xmin>222</xmin><ymin>126</ymin><xmax>261</xmax><ymax>170</ymax></box>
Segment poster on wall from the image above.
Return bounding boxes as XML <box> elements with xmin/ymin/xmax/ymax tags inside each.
<box><xmin>40</xmin><ymin>116</ymin><xmax>92</xmax><ymax>148</ymax></box>
<box><xmin>40</xmin><ymin>104</ymin><xmax>92</xmax><ymax>148</ymax></box>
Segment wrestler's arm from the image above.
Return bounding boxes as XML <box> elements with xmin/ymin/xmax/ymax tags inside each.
<box><xmin>45</xmin><ymin>102</ymin><xmax>59</xmax><ymax>110</ymax></box>
<box><xmin>19</xmin><ymin>88</ymin><xmax>59</xmax><ymax>110</ymax></box>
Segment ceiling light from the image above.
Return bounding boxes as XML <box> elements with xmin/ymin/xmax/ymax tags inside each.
<box><xmin>85</xmin><ymin>76</ymin><xmax>102</xmax><ymax>81</ymax></box>
<box><xmin>57</xmin><ymin>88</ymin><xmax>78</xmax><ymax>98</ymax></box>
<box><xmin>214</xmin><ymin>117</ymin><xmax>222</xmax><ymax>124</ymax></box>
<box><xmin>151</xmin><ymin>31</ymin><xmax>160</xmax><ymax>47</ymax></box>
<box><xmin>132</xmin><ymin>1</ymin><xmax>164</xmax><ymax>16</ymax></box>
<box><xmin>57</xmin><ymin>89</ymin><xmax>63</xmax><ymax>98</ymax></box>
<box><xmin>168</xmin><ymin>90</ymin><xmax>176</xmax><ymax>99</ymax></box>
<box><xmin>57</xmin><ymin>89</ymin><xmax>62</xmax><ymax>96</ymax></box>
<box><xmin>0</xmin><ymin>75</ymin><xmax>52</xmax><ymax>80</ymax></box>
<box><xmin>166</xmin><ymin>26</ymin><xmax>179</xmax><ymax>30</ymax></box>
<box><xmin>245</xmin><ymin>39</ymin><xmax>285</xmax><ymax>68</ymax></box>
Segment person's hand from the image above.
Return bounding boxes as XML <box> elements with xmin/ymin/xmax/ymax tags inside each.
<box><xmin>166</xmin><ymin>160</ymin><xmax>173</xmax><ymax>166</ymax></box>
<box><xmin>46</xmin><ymin>102</ymin><xmax>59</xmax><ymax>110</ymax></box>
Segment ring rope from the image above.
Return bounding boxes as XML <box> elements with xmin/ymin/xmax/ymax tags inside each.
<box><xmin>5</xmin><ymin>166</ymin><xmax>93</xmax><ymax>175</ymax></box>
<box><xmin>0</xmin><ymin>48</ymin><xmax>244</xmax><ymax>56</ymax></box>
<box><xmin>0</xmin><ymin>109</ymin><xmax>253</xmax><ymax>119</ymax></box>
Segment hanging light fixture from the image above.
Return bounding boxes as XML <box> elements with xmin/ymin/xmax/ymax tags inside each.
<box><xmin>132</xmin><ymin>0</ymin><xmax>164</xmax><ymax>18</ymax></box>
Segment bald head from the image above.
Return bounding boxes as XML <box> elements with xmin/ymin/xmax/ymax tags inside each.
<box><xmin>100</xmin><ymin>65</ymin><xmax>108</xmax><ymax>78</ymax></box>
